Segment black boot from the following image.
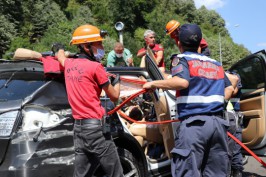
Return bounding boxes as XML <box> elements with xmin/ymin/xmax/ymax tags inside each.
<box><xmin>231</xmin><ymin>169</ymin><xmax>242</xmax><ymax>177</ymax></box>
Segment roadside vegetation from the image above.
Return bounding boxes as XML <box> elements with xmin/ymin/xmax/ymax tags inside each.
<box><xmin>0</xmin><ymin>0</ymin><xmax>250</xmax><ymax>70</ymax></box>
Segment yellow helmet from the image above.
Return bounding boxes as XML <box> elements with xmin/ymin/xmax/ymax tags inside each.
<box><xmin>70</xmin><ymin>24</ymin><xmax>107</xmax><ymax>45</ymax></box>
<box><xmin>165</xmin><ymin>20</ymin><xmax>181</xmax><ymax>35</ymax></box>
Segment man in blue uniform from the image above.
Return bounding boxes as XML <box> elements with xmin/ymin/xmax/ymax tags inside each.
<box><xmin>143</xmin><ymin>24</ymin><xmax>234</xmax><ymax>177</ymax></box>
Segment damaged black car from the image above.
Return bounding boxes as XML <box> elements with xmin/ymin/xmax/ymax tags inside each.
<box><xmin>0</xmin><ymin>52</ymin><xmax>177</xmax><ymax>177</ymax></box>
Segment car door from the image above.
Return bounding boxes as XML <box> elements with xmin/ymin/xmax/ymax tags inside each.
<box><xmin>144</xmin><ymin>50</ymin><xmax>175</xmax><ymax>158</ymax></box>
<box><xmin>229</xmin><ymin>50</ymin><xmax>266</xmax><ymax>153</ymax></box>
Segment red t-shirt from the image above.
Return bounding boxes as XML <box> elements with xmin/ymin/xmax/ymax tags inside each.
<box><xmin>64</xmin><ymin>58</ymin><xmax>109</xmax><ymax>119</ymax></box>
<box><xmin>138</xmin><ymin>44</ymin><xmax>165</xmax><ymax>68</ymax></box>
<box><xmin>174</xmin><ymin>38</ymin><xmax>208</xmax><ymax>49</ymax></box>
<box><xmin>200</xmin><ymin>38</ymin><xmax>208</xmax><ymax>49</ymax></box>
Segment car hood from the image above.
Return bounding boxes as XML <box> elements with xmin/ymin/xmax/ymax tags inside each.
<box><xmin>0</xmin><ymin>100</ymin><xmax>22</xmax><ymax>113</ymax></box>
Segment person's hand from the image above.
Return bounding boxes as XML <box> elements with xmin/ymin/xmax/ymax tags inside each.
<box><xmin>143</xmin><ymin>82</ymin><xmax>156</xmax><ymax>92</ymax></box>
<box><xmin>110</xmin><ymin>74</ymin><xmax>120</xmax><ymax>86</ymax></box>
<box><xmin>51</xmin><ymin>43</ymin><xmax>65</xmax><ymax>55</ymax></box>
<box><xmin>127</xmin><ymin>58</ymin><xmax>133</xmax><ymax>63</ymax></box>
<box><xmin>127</xmin><ymin>56</ymin><xmax>133</xmax><ymax>66</ymax></box>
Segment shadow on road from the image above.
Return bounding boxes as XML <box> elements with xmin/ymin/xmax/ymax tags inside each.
<box><xmin>243</xmin><ymin>172</ymin><xmax>265</xmax><ymax>177</ymax></box>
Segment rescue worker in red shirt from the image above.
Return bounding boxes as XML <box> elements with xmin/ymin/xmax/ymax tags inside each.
<box><xmin>54</xmin><ymin>24</ymin><xmax>124</xmax><ymax>177</ymax></box>
<box><xmin>137</xmin><ymin>29</ymin><xmax>165</xmax><ymax>72</ymax></box>
<box><xmin>165</xmin><ymin>19</ymin><xmax>211</xmax><ymax>56</ymax></box>
<box><xmin>143</xmin><ymin>24</ymin><xmax>234</xmax><ymax>177</ymax></box>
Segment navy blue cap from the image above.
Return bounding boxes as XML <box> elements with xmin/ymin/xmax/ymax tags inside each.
<box><xmin>179</xmin><ymin>24</ymin><xmax>202</xmax><ymax>47</ymax></box>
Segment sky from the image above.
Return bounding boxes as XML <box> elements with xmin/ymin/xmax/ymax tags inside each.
<box><xmin>193</xmin><ymin>0</ymin><xmax>266</xmax><ymax>53</ymax></box>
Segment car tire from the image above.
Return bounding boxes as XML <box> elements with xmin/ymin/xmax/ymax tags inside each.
<box><xmin>118</xmin><ymin>148</ymin><xmax>141</xmax><ymax>177</ymax></box>
<box><xmin>92</xmin><ymin>148</ymin><xmax>142</xmax><ymax>177</ymax></box>
<box><xmin>242</xmin><ymin>155</ymin><xmax>249</xmax><ymax>165</ymax></box>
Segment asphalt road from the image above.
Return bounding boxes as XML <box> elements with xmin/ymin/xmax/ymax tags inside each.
<box><xmin>243</xmin><ymin>155</ymin><xmax>266</xmax><ymax>177</ymax></box>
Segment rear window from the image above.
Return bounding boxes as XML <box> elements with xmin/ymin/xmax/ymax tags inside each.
<box><xmin>230</xmin><ymin>57</ymin><xmax>265</xmax><ymax>93</ymax></box>
<box><xmin>0</xmin><ymin>71</ymin><xmax>45</xmax><ymax>101</ymax></box>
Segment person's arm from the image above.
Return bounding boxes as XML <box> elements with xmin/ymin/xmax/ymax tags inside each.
<box><xmin>125</xmin><ymin>49</ymin><xmax>134</xmax><ymax>66</ymax></box>
<box><xmin>52</xmin><ymin>43</ymin><xmax>66</xmax><ymax>67</ymax></box>
<box><xmin>103</xmin><ymin>83</ymin><xmax>120</xmax><ymax>102</ymax></box>
<box><xmin>106</xmin><ymin>51</ymin><xmax>115</xmax><ymax>67</ymax></box>
<box><xmin>139</xmin><ymin>55</ymin><xmax>146</xmax><ymax>68</ymax></box>
<box><xmin>145</xmin><ymin>56</ymin><xmax>189</xmax><ymax>90</ymax></box>
<box><xmin>137</xmin><ymin>49</ymin><xmax>146</xmax><ymax>58</ymax></box>
<box><xmin>225</xmin><ymin>72</ymin><xmax>240</xmax><ymax>98</ymax></box>
<box><xmin>224</xmin><ymin>73</ymin><xmax>235</xmax><ymax>100</ymax></box>
<box><xmin>154</xmin><ymin>50</ymin><xmax>163</xmax><ymax>65</ymax></box>
<box><xmin>226</xmin><ymin>73</ymin><xmax>239</xmax><ymax>89</ymax></box>
<box><xmin>143</xmin><ymin>76</ymin><xmax>189</xmax><ymax>90</ymax></box>
<box><xmin>197</xmin><ymin>47</ymin><xmax>201</xmax><ymax>54</ymax></box>
<box><xmin>225</xmin><ymin>85</ymin><xmax>234</xmax><ymax>100</ymax></box>
<box><xmin>127</xmin><ymin>57</ymin><xmax>134</xmax><ymax>66</ymax></box>
<box><xmin>57</xmin><ymin>49</ymin><xmax>67</xmax><ymax>67</ymax></box>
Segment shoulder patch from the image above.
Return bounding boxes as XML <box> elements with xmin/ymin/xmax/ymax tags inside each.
<box><xmin>172</xmin><ymin>57</ymin><xmax>180</xmax><ymax>67</ymax></box>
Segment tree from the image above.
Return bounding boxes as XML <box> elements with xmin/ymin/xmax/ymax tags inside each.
<box><xmin>20</xmin><ymin>0</ymin><xmax>67</xmax><ymax>43</ymax></box>
<box><xmin>0</xmin><ymin>15</ymin><xmax>17</xmax><ymax>58</ymax></box>
<box><xmin>1</xmin><ymin>0</ymin><xmax>251</xmax><ymax>67</ymax></box>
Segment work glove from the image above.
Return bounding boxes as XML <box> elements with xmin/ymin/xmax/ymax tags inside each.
<box><xmin>51</xmin><ymin>43</ymin><xmax>65</xmax><ymax>55</ymax></box>
<box><xmin>110</xmin><ymin>74</ymin><xmax>120</xmax><ymax>86</ymax></box>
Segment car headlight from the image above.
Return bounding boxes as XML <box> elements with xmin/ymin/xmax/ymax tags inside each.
<box><xmin>22</xmin><ymin>106</ymin><xmax>69</xmax><ymax>131</ymax></box>
<box><xmin>0</xmin><ymin>111</ymin><xmax>19</xmax><ymax>136</ymax></box>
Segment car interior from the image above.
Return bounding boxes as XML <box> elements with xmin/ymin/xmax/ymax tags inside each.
<box><xmin>115</xmin><ymin>75</ymin><xmax>174</xmax><ymax>161</ymax></box>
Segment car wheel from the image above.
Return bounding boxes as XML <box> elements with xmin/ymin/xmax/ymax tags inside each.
<box><xmin>242</xmin><ymin>155</ymin><xmax>249</xmax><ymax>165</ymax></box>
<box><xmin>92</xmin><ymin>148</ymin><xmax>141</xmax><ymax>177</ymax></box>
<box><xmin>118</xmin><ymin>148</ymin><xmax>141</xmax><ymax>177</ymax></box>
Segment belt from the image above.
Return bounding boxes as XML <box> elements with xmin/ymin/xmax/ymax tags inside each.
<box><xmin>181</xmin><ymin>112</ymin><xmax>224</xmax><ymax>120</ymax></box>
<box><xmin>75</xmin><ymin>118</ymin><xmax>102</xmax><ymax>125</ymax></box>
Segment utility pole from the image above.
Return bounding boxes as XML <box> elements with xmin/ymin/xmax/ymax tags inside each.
<box><xmin>219</xmin><ymin>32</ymin><xmax>222</xmax><ymax>65</ymax></box>
<box><xmin>220</xmin><ymin>24</ymin><xmax>240</xmax><ymax>65</ymax></box>
<box><xmin>115</xmin><ymin>22</ymin><xmax>125</xmax><ymax>44</ymax></box>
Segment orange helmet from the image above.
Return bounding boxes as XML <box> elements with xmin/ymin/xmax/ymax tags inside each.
<box><xmin>70</xmin><ymin>24</ymin><xmax>107</xmax><ymax>45</ymax></box>
<box><xmin>165</xmin><ymin>20</ymin><xmax>181</xmax><ymax>35</ymax></box>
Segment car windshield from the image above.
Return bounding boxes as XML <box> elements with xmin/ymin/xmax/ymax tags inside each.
<box><xmin>231</xmin><ymin>56</ymin><xmax>265</xmax><ymax>93</ymax></box>
<box><xmin>0</xmin><ymin>71</ymin><xmax>45</xmax><ymax>101</ymax></box>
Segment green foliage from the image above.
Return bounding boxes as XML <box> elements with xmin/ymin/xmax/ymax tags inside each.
<box><xmin>3</xmin><ymin>37</ymin><xmax>31</xmax><ymax>60</ymax></box>
<box><xmin>0</xmin><ymin>15</ymin><xmax>17</xmax><ymax>58</ymax></box>
<box><xmin>0</xmin><ymin>0</ymin><xmax>23</xmax><ymax>25</ymax></box>
<box><xmin>25</xmin><ymin>0</ymin><xmax>67</xmax><ymax>43</ymax></box>
<box><xmin>1</xmin><ymin>0</ymin><xmax>251</xmax><ymax>69</ymax></box>
<box><xmin>34</xmin><ymin>21</ymin><xmax>76</xmax><ymax>53</ymax></box>
<box><xmin>82</xmin><ymin>0</ymin><xmax>111</xmax><ymax>24</ymax></box>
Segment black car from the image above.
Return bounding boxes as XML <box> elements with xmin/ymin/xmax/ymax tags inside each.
<box><xmin>0</xmin><ymin>53</ymin><xmax>177</xmax><ymax>177</ymax></box>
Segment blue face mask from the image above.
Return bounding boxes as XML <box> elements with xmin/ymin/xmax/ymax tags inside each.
<box><xmin>94</xmin><ymin>48</ymin><xmax>105</xmax><ymax>62</ymax></box>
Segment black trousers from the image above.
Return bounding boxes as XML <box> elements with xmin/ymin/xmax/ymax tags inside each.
<box><xmin>226</xmin><ymin>111</ymin><xmax>244</xmax><ymax>176</ymax></box>
<box><xmin>73</xmin><ymin>119</ymin><xmax>123</xmax><ymax>177</ymax></box>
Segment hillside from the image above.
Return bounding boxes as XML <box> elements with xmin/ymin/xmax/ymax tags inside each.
<box><xmin>0</xmin><ymin>0</ymin><xmax>250</xmax><ymax>69</ymax></box>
